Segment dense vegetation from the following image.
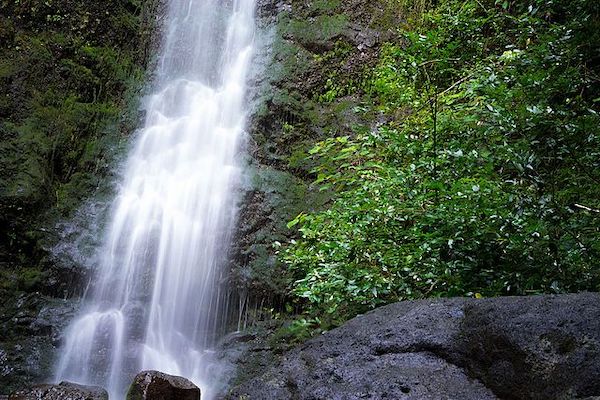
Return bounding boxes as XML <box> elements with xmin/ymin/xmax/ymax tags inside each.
<box><xmin>0</xmin><ymin>0</ymin><xmax>155</xmax><ymax>293</ymax></box>
<box><xmin>282</xmin><ymin>0</ymin><xmax>600</xmax><ymax>323</ymax></box>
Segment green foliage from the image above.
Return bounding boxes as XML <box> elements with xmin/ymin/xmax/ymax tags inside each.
<box><xmin>269</xmin><ymin>317</ymin><xmax>323</xmax><ymax>346</ymax></box>
<box><xmin>283</xmin><ymin>0</ymin><xmax>600</xmax><ymax>320</ymax></box>
<box><xmin>312</xmin><ymin>41</ymin><xmax>357</xmax><ymax>103</ymax></box>
<box><xmin>0</xmin><ymin>0</ymin><xmax>155</xmax><ymax>317</ymax></box>
<box><xmin>382</xmin><ymin>0</ymin><xmax>432</xmax><ymax>26</ymax></box>
<box><xmin>0</xmin><ymin>0</ymin><xmax>151</xmax><ymax>215</ymax></box>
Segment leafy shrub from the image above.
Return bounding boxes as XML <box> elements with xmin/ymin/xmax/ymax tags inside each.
<box><xmin>282</xmin><ymin>0</ymin><xmax>600</xmax><ymax>320</ymax></box>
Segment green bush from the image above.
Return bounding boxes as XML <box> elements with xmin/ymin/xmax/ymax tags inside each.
<box><xmin>282</xmin><ymin>0</ymin><xmax>600</xmax><ymax>320</ymax></box>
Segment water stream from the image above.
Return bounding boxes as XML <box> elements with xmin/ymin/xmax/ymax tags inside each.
<box><xmin>55</xmin><ymin>0</ymin><xmax>256</xmax><ymax>398</ymax></box>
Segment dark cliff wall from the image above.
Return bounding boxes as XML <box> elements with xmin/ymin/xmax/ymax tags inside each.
<box><xmin>0</xmin><ymin>0</ymin><xmax>161</xmax><ymax>392</ymax></box>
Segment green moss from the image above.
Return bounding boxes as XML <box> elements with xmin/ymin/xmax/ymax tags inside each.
<box><xmin>0</xmin><ymin>0</ymin><xmax>157</xmax><ymax>273</ymax></box>
<box><xmin>125</xmin><ymin>384</ymin><xmax>143</xmax><ymax>400</ymax></box>
<box><xmin>284</xmin><ymin>14</ymin><xmax>348</xmax><ymax>47</ymax></box>
<box><xmin>310</xmin><ymin>0</ymin><xmax>342</xmax><ymax>13</ymax></box>
<box><xmin>17</xmin><ymin>267</ymin><xmax>43</xmax><ymax>291</ymax></box>
<box><xmin>270</xmin><ymin>38</ymin><xmax>312</xmax><ymax>81</ymax></box>
<box><xmin>0</xmin><ymin>59</ymin><xmax>17</xmax><ymax>78</ymax></box>
<box><xmin>60</xmin><ymin>59</ymin><xmax>99</xmax><ymax>87</ymax></box>
<box><xmin>269</xmin><ymin>317</ymin><xmax>322</xmax><ymax>347</ymax></box>
<box><xmin>0</xmin><ymin>0</ymin><xmax>159</xmax><ymax>392</ymax></box>
<box><xmin>233</xmin><ymin>165</ymin><xmax>330</xmax><ymax>296</ymax></box>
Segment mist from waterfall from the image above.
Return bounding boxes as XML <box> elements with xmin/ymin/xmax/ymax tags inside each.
<box><xmin>54</xmin><ymin>0</ymin><xmax>256</xmax><ymax>398</ymax></box>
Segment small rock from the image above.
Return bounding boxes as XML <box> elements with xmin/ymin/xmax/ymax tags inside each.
<box><xmin>126</xmin><ymin>371</ymin><xmax>201</xmax><ymax>400</ymax></box>
<box><xmin>9</xmin><ymin>381</ymin><xmax>108</xmax><ymax>400</ymax></box>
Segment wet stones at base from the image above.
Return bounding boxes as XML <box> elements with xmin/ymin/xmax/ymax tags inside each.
<box><xmin>9</xmin><ymin>381</ymin><xmax>108</xmax><ymax>400</ymax></box>
<box><xmin>126</xmin><ymin>371</ymin><xmax>201</xmax><ymax>400</ymax></box>
<box><xmin>226</xmin><ymin>293</ymin><xmax>600</xmax><ymax>399</ymax></box>
<box><xmin>8</xmin><ymin>371</ymin><xmax>201</xmax><ymax>400</ymax></box>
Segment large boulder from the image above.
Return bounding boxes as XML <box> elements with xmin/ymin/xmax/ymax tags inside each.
<box><xmin>126</xmin><ymin>371</ymin><xmax>200</xmax><ymax>400</ymax></box>
<box><xmin>226</xmin><ymin>293</ymin><xmax>600</xmax><ymax>399</ymax></box>
<box><xmin>9</xmin><ymin>381</ymin><xmax>108</xmax><ymax>400</ymax></box>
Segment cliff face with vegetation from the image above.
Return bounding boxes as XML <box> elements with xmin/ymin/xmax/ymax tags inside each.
<box><xmin>0</xmin><ymin>0</ymin><xmax>599</xmax><ymax>394</ymax></box>
<box><xmin>0</xmin><ymin>0</ymin><xmax>159</xmax><ymax>392</ymax></box>
<box><xmin>235</xmin><ymin>0</ymin><xmax>600</xmax><ymax>332</ymax></box>
<box><xmin>229</xmin><ymin>0</ymin><xmax>406</xmax><ymax>310</ymax></box>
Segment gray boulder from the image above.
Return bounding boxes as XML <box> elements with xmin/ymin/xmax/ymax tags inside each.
<box><xmin>126</xmin><ymin>371</ymin><xmax>200</xmax><ymax>400</ymax></box>
<box><xmin>9</xmin><ymin>381</ymin><xmax>108</xmax><ymax>400</ymax></box>
<box><xmin>226</xmin><ymin>293</ymin><xmax>600</xmax><ymax>399</ymax></box>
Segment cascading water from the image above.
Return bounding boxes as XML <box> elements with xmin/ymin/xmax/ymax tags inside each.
<box><xmin>55</xmin><ymin>0</ymin><xmax>256</xmax><ymax>398</ymax></box>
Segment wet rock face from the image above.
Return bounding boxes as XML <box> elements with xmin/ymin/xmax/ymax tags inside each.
<box><xmin>9</xmin><ymin>381</ymin><xmax>108</xmax><ymax>400</ymax></box>
<box><xmin>226</xmin><ymin>293</ymin><xmax>600</xmax><ymax>399</ymax></box>
<box><xmin>0</xmin><ymin>295</ymin><xmax>78</xmax><ymax>395</ymax></box>
<box><xmin>126</xmin><ymin>371</ymin><xmax>201</xmax><ymax>400</ymax></box>
<box><xmin>230</xmin><ymin>0</ymin><xmax>397</xmax><ymax>308</ymax></box>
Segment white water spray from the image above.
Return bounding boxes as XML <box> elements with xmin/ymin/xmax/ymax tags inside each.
<box><xmin>55</xmin><ymin>0</ymin><xmax>256</xmax><ymax>398</ymax></box>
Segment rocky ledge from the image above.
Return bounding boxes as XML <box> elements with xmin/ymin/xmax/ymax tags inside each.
<box><xmin>8</xmin><ymin>381</ymin><xmax>108</xmax><ymax>400</ymax></box>
<box><xmin>226</xmin><ymin>293</ymin><xmax>600</xmax><ymax>399</ymax></box>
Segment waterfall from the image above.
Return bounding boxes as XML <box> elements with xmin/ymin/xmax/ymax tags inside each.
<box><xmin>54</xmin><ymin>0</ymin><xmax>256</xmax><ymax>398</ymax></box>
